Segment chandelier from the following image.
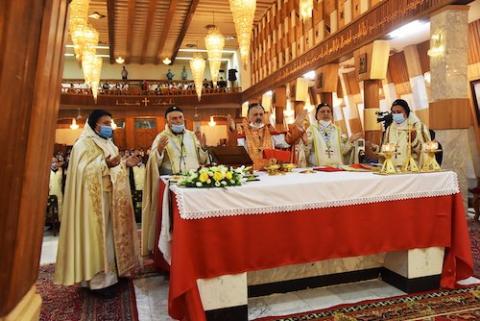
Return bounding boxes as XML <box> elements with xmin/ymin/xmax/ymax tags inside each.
<box><xmin>299</xmin><ymin>0</ymin><xmax>313</xmax><ymax>21</ymax></box>
<box><xmin>71</xmin><ymin>24</ymin><xmax>99</xmax><ymax>61</ymax></box>
<box><xmin>82</xmin><ymin>52</ymin><xmax>103</xmax><ymax>102</ymax></box>
<box><xmin>189</xmin><ymin>53</ymin><xmax>206</xmax><ymax>101</ymax></box>
<box><xmin>68</xmin><ymin>0</ymin><xmax>90</xmax><ymax>31</ymax></box>
<box><xmin>229</xmin><ymin>0</ymin><xmax>256</xmax><ymax>63</ymax></box>
<box><xmin>205</xmin><ymin>25</ymin><xmax>225</xmax><ymax>87</ymax></box>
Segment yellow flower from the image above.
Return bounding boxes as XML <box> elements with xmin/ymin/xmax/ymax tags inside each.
<box><xmin>199</xmin><ymin>172</ymin><xmax>209</xmax><ymax>183</ymax></box>
<box><xmin>226</xmin><ymin>171</ymin><xmax>233</xmax><ymax>180</ymax></box>
<box><xmin>213</xmin><ymin>171</ymin><xmax>224</xmax><ymax>182</ymax></box>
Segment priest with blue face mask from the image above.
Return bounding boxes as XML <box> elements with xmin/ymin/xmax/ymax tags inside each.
<box><xmin>383</xmin><ymin>99</ymin><xmax>431</xmax><ymax>167</ymax></box>
<box><xmin>55</xmin><ymin>109</ymin><xmax>141</xmax><ymax>296</ymax></box>
<box><xmin>141</xmin><ymin>105</ymin><xmax>208</xmax><ymax>256</ymax></box>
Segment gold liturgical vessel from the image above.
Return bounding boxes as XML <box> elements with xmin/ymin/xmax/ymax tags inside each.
<box><xmin>379</xmin><ymin>143</ymin><xmax>397</xmax><ymax>174</ymax></box>
<box><xmin>399</xmin><ymin>124</ymin><xmax>419</xmax><ymax>173</ymax></box>
<box><xmin>421</xmin><ymin>141</ymin><xmax>442</xmax><ymax>172</ymax></box>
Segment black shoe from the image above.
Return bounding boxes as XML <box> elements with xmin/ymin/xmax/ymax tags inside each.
<box><xmin>89</xmin><ymin>284</ymin><xmax>118</xmax><ymax>299</ymax></box>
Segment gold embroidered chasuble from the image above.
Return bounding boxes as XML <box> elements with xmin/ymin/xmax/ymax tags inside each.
<box><xmin>141</xmin><ymin>127</ymin><xmax>208</xmax><ymax>256</ymax></box>
<box><xmin>242</xmin><ymin>124</ymin><xmax>273</xmax><ymax>170</ymax></box>
<box><xmin>55</xmin><ymin>125</ymin><xmax>140</xmax><ymax>286</ymax></box>
<box><xmin>383</xmin><ymin>114</ymin><xmax>431</xmax><ymax>167</ymax></box>
<box><xmin>307</xmin><ymin>122</ymin><xmax>353</xmax><ymax>166</ymax></box>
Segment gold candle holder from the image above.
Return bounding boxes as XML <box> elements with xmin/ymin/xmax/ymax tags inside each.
<box><xmin>421</xmin><ymin>141</ymin><xmax>441</xmax><ymax>172</ymax></box>
<box><xmin>399</xmin><ymin>123</ymin><xmax>419</xmax><ymax>173</ymax></box>
<box><xmin>379</xmin><ymin>143</ymin><xmax>397</xmax><ymax>174</ymax></box>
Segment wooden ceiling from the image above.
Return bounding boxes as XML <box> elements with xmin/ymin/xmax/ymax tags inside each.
<box><xmin>80</xmin><ymin>0</ymin><xmax>275</xmax><ymax>64</ymax></box>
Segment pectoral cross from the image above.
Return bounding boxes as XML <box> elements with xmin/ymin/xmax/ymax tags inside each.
<box><xmin>142</xmin><ymin>97</ymin><xmax>150</xmax><ymax>107</ymax></box>
<box><xmin>325</xmin><ymin>146</ymin><xmax>334</xmax><ymax>158</ymax></box>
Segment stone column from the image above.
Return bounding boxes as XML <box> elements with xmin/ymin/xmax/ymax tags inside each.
<box><xmin>429</xmin><ymin>5</ymin><xmax>472</xmax><ymax>209</ymax></box>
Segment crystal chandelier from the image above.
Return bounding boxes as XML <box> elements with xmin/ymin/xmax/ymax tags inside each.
<box><xmin>229</xmin><ymin>0</ymin><xmax>256</xmax><ymax>63</ymax></box>
<box><xmin>189</xmin><ymin>53</ymin><xmax>206</xmax><ymax>101</ymax></box>
<box><xmin>205</xmin><ymin>25</ymin><xmax>225</xmax><ymax>87</ymax></box>
<box><xmin>299</xmin><ymin>0</ymin><xmax>313</xmax><ymax>21</ymax></box>
<box><xmin>82</xmin><ymin>52</ymin><xmax>103</xmax><ymax>102</ymax></box>
<box><xmin>68</xmin><ymin>0</ymin><xmax>90</xmax><ymax>31</ymax></box>
<box><xmin>71</xmin><ymin>24</ymin><xmax>99</xmax><ymax>61</ymax></box>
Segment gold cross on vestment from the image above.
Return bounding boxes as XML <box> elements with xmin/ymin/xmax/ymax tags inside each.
<box><xmin>325</xmin><ymin>146</ymin><xmax>334</xmax><ymax>158</ymax></box>
<box><xmin>142</xmin><ymin>97</ymin><xmax>150</xmax><ymax>107</ymax></box>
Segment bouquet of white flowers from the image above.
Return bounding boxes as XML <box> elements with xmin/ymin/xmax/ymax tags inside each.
<box><xmin>178</xmin><ymin>165</ymin><xmax>248</xmax><ymax>188</ymax></box>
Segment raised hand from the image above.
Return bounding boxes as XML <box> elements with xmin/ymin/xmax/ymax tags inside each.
<box><xmin>106</xmin><ymin>154</ymin><xmax>121</xmax><ymax>168</ymax></box>
<box><xmin>157</xmin><ymin>135</ymin><xmax>169</xmax><ymax>153</ymax></box>
<box><xmin>126</xmin><ymin>155</ymin><xmax>141</xmax><ymax>167</ymax></box>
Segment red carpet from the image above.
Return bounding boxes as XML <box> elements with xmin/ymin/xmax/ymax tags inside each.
<box><xmin>37</xmin><ymin>265</ymin><xmax>138</xmax><ymax>321</ymax></box>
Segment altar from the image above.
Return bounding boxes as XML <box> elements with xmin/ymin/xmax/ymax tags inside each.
<box><xmin>154</xmin><ymin>170</ymin><xmax>473</xmax><ymax>321</ymax></box>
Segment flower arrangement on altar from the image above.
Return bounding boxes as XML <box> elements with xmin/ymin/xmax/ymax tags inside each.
<box><xmin>178</xmin><ymin>165</ymin><xmax>248</xmax><ymax>188</ymax></box>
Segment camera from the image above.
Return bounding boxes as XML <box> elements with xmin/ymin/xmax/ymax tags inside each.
<box><xmin>376</xmin><ymin>111</ymin><xmax>393</xmax><ymax>129</ymax></box>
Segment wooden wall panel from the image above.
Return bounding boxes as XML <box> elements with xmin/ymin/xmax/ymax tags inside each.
<box><xmin>388</xmin><ymin>52</ymin><xmax>410</xmax><ymax>84</ymax></box>
<box><xmin>0</xmin><ymin>0</ymin><xmax>68</xmax><ymax>316</ymax></box>
<box><xmin>468</xmin><ymin>19</ymin><xmax>480</xmax><ymax>65</ymax></box>
<box><xmin>417</xmin><ymin>40</ymin><xmax>431</xmax><ymax>74</ymax></box>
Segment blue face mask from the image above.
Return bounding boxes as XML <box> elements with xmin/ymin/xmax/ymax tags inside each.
<box><xmin>98</xmin><ymin>125</ymin><xmax>113</xmax><ymax>138</ymax></box>
<box><xmin>392</xmin><ymin>113</ymin><xmax>406</xmax><ymax>124</ymax></box>
<box><xmin>171</xmin><ymin>124</ymin><xmax>185</xmax><ymax>134</ymax></box>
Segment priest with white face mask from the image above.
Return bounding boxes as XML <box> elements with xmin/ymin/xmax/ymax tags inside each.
<box><xmin>141</xmin><ymin>105</ymin><xmax>208</xmax><ymax>256</ymax></box>
<box><xmin>306</xmin><ymin>103</ymin><xmax>362</xmax><ymax>166</ymax></box>
<box><xmin>383</xmin><ymin>99</ymin><xmax>431</xmax><ymax>167</ymax></box>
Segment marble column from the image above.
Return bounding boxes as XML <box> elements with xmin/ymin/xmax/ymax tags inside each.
<box><xmin>429</xmin><ymin>6</ymin><xmax>472</xmax><ymax>209</ymax></box>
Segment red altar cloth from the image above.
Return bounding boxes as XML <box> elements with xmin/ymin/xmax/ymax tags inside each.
<box><xmin>155</xmin><ymin>183</ymin><xmax>472</xmax><ymax>321</ymax></box>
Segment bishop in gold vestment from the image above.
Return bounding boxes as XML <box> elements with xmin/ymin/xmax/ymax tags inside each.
<box><xmin>142</xmin><ymin>106</ymin><xmax>208</xmax><ymax>256</ymax></box>
<box><xmin>55</xmin><ymin>110</ymin><xmax>141</xmax><ymax>290</ymax></box>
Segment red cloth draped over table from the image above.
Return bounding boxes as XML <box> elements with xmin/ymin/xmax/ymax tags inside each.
<box><xmin>158</xmin><ymin>184</ymin><xmax>472</xmax><ymax>321</ymax></box>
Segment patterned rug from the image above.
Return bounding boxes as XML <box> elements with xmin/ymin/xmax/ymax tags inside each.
<box><xmin>255</xmin><ymin>219</ymin><xmax>480</xmax><ymax>321</ymax></box>
<box><xmin>37</xmin><ymin>265</ymin><xmax>138</xmax><ymax>321</ymax></box>
<box><xmin>469</xmin><ymin>218</ymin><xmax>480</xmax><ymax>276</ymax></box>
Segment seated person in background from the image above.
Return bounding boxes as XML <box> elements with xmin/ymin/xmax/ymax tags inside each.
<box><xmin>306</xmin><ymin>103</ymin><xmax>362</xmax><ymax>167</ymax></box>
<box><xmin>429</xmin><ymin>129</ymin><xmax>443</xmax><ymax>166</ymax></box>
<box><xmin>142</xmin><ymin>105</ymin><xmax>208</xmax><ymax>256</ymax></box>
<box><xmin>229</xmin><ymin>103</ymin><xmax>290</xmax><ymax>170</ymax></box>
<box><xmin>380</xmin><ymin>99</ymin><xmax>430</xmax><ymax>167</ymax></box>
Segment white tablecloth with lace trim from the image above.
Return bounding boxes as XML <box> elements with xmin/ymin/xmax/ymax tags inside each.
<box><xmin>170</xmin><ymin>170</ymin><xmax>459</xmax><ymax>220</ymax></box>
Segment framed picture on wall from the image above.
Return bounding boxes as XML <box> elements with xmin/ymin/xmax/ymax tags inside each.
<box><xmin>359</xmin><ymin>53</ymin><xmax>368</xmax><ymax>74</ymax></box>
<box><xmin>470</xmin><ymin>80</ymin><xmax>480</xmax><ymax>125</ymax></box>
<box><xmin>135</xmin><ymin>118</ymin><xmax>156</xmax><ymax>129</ymax></box>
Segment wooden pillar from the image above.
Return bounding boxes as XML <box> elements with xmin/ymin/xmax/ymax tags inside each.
<box><xmin>125</xmin><ymin>116</ymin><xmax>135</xmax><ymax>149</ymax></box>
<box><xmin>0</xmin><ymin>1</ymin><xmax>68</xmax><ymax>320</ymax></box>
<box><xmin>274</xmin><ymin>87</ymin><xmax>287</xmax><ymax>127</ymax></box>
<box><xmin>364</xmin><ymin>80</ymin><xmax>383</xmax><ymax>145</ymax></box>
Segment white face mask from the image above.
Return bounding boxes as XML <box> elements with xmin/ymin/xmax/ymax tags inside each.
<box><xmin>319</xmin><ymin>120</ymin><xmax>332</xmax><ymax>127</ymax></box>
<box><xmin>249</xmin><ymin>122</ymin><xmax>265</xmax><ymax>129</ymax></box>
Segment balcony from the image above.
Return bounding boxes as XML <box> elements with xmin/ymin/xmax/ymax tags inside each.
<box><xmin>60</xmin><ymin>79</ymin><xmax>243</xmax><ymax>110</ymax></box>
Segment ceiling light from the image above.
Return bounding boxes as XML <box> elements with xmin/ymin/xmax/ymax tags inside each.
<box><xmin>303</xmin><ymin>71</ymin><xmax>316</xmax><ymax>80</ymax></box>
<box><xmin>70</xmin><ymin>118</ymin><xmax>79</xmax><ymax>130</ymax></box>
<box><xmin>230</xmin><ymin>0</ymin><xmax>256</xmax><ymax>63</ymax></box>
<box><xmin>89</xmin><ymin>11</ymin><xmax>105</xmax><ymax>19</ymax></box>
<box><xmin>209</xmin><ymin>116</ymin><xmax>216</xmax><ymax>127</ymax></box>
<box><xmin>299</xmin><ymin>0</ymin><xmax>313</xmax><ymax>21</ymax></box>
<box><xmin>205</xmin><ymin>25</ymin><xmax>225</xmax><ymax>87</ymax></box>
<box><xmin>163</xmin><ymin>57</ymin><xmax>172</xmax><ymax>65</ymax></box>
<box><xmin>116</xmin><ymin>56</ymin><xmax>125</xmax><ymax>64</ymax></box>
<box><xmin>387</xmin><ymin>20</ymin><xmax>428</xmax><ymax>39</ymax></box>
<box><xmin>189</xmin><ymin>53</ymin><xmax>206</xmax><ymax>101</ymax></box>
<box><xmin>65</xmin><ymin>44</ymin><xmax>109</xmax><ymax>49</ymax></box>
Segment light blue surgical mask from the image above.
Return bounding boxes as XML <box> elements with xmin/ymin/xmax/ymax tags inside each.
<box><xmin>99</xmin><ymin>125</ymin><xmax>113</xmax><ymax>138</ymax></box>
<box><xmin>392</xmin><ymin>113</ymin><xmax>406</xmax><ymax>124</ymax></box>
<box><xmin>171</xmin><ymin>124</ymin><xmax>185</xmax><ymax>134</ymax></box>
